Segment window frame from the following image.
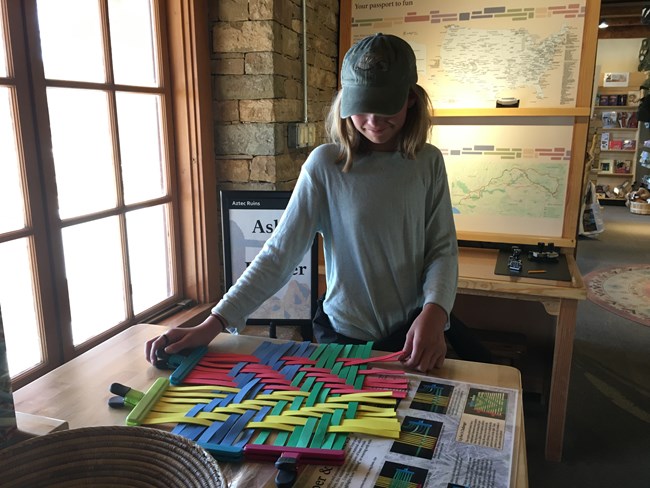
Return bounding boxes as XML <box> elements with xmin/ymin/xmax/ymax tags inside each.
<box><xmin>4</xmin><ymin>0</ymin><xmax>220</xmax><ymax>390</ymax></box>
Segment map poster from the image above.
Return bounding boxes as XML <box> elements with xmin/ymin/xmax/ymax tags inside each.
<box><xmin>349</xmin><ymin>0</ymin><xmax>586</xmax><ymax>108</ymax></box>
<box><xmin>292</xmin><ymin>374</ymin><xmax>519</xmax><ymax>488</ymax></box>
<box><xmin>220</xmin><ymin>191</ymin><xmax>318</xmax><ymax>324</ymax></box>
<box><xmin>432</xmin><ymin>120</ymin><xmax>573</xmax><ymax>237</ymax></box>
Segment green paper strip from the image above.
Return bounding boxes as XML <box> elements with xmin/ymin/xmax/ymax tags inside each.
<box><xmin>305</xmin><ymin>381</ymin><xmax>323</xmax><ymax>407</ymax></box>
<box><xmin>310</xmin><ymin>412</ymin><xmax>332</xmax><ymax>448</ymax></box>
<box><xmin>253</xmin><ymin>399</ymin><xmax>289</xmax><ymax>445</ymax></box>
<box><xmin>310</xmin><ymin>343</ymin><xmax>329</xmax><ymax>361</ymax></box>
<box><xmin>296</xmin><ymin>416</ymin><xmax>318</xmax><ymax>448</ymax></box>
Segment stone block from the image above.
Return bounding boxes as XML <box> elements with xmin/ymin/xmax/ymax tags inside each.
<box><xmin>216</xmin><ymin>0</ymin><xmax>249</xmax><ymax>21</ymax></box>
<box><xmin>308</xmin><ymin>66</ymin><xmax>337</xmax><ymax>90</ymax></box>
<box><xmin>250</xmin><ymin>155</ymin><xmax>277</xmax><ymax>182</ymax></box>
<box><xmin>312</xmin><ymin>51</ymin><xmax>336</xmax><ymax>72</ymax></box>
<box><xmin>244</xmin><ymin>52</ymin><xmax>274</xmax><ymax>74</ymax></box>
<box><xmin>240</xmin><ymin>99</ymin><xmax>302</xmax><ymax>122</ymax></box>
<box><xmin>213</xmin><ymin>54</ymin><xmax>245</xmax><ymax>75</ymax></box>
<box><xmin>312</xmin><ymin>36</ymin><xmax>338</xmax><ymax>58</ymax></box>
<box><xmin>315</xmin><ymin>2</ymin><xmax>339</xmax><ymax>32</ymax></box>
<box><xmin>279</xmin><ymin>25</ymin><xmax>300</xmax><ymax>58</ymax></box>
<box><xmin>214</xmin><ymin>74</ymin><xmax>280</xmax><ymax>100</ymax></box>
<box><xmin>239</xmin><ymin>100</ymin><xmax>274</xmax><ymax>122</ymax></box>
<box><xmin>249</xmin><ymin>0</ymin><xmax>273</xmax><ymax>20</ymax></box>
<box><xmin>213</xmin><ymin>100</ymin><xmax>240</xmax><ymax>122</ymax></box>
<box><xmin>215</xmin><ymin>158</ymin><xmax>251</xmax><ymax>182</ymax></box>
<box><xmin>214</xmin><ymin>123</ymin><xmax>283</xmax><ymax>156</ymax></box>
<box><xmin>275</xmin><ymin>152</ymin><xmax>302</xmax><ymax>182</ymax></box>
<box><xmin>213</xmin><ymin>21</ymin><xmax>274</xmax><ymax>53</ymax></box>
<box><xmin>272</xmin><ymin>99</ymin><xmax>303</xmax><ymax>121</ymax></box>
<box><xmin>283</xmin><ymin>78</ymin><xmax>303</xmax><ymax>99</ymax></box>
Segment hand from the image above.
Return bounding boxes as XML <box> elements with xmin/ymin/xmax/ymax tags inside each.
<box><xmin>400</xmin><ymin>303</ymin><xmax>447</xmax><ymax>372</ymax></box>
<box><xmin>144</xmin><ymin>314</ymin><xmax>225</xmax><ymax>365</ymax></box>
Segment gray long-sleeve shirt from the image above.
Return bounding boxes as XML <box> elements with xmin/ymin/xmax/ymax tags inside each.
<box><xmin>213</xmin><ymin>143</ymin><xmax>458</xmax><ymax>340</ymax></box>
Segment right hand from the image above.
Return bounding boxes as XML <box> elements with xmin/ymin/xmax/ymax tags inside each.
<box><xmin>145</xmin><ymin>315</ymin><xmax>225</xmax><ymax>365</ymax></box>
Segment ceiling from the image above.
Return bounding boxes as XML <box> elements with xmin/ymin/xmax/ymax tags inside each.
<box><xmin>598</xmin><ymin>0</ymin><xmax>650</xmax><ymax>38</ymax></box>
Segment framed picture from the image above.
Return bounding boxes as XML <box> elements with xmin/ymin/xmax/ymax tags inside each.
<box><xmin>599</xmin><ymin>160</ymin><xmax>613</xmax><ymax>173</ymax></box>
<box><xmin>601</xmin><ymin>111</ymin><xmax>617</xmax><ymax>128</ymax></box>
<box><xmin>627</xmin><ymin>90</ymin><xmax>642</xmax><ymax>107</ymax></box>
<box><xmin>220</xmin><ymin>190</ymin><xmax>319</xmax><ymax>328</ymax></box>
<box><xmin>614</xmin><ymin>160</ymin><xmax>632</xmax><ymax>174</ymax></box>
<box><xmin>603</xmin><ymin>72</ymin><xmax>629</xmax><ymax>87</ymax></box>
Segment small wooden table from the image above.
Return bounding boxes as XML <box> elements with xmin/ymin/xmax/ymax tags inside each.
<box><xmin>14</xmin><ymin>323</ymin><xmax>528</xmax><ymax>487</ymax></box>
<box><xmin>457</xmin><ymin>247</ymin><xmax>586</xmax><ymax>462</ymax></box>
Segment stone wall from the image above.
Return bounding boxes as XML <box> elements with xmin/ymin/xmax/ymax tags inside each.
<box><xmin>209</xmin><ymin>0</ymin><xmax>340</xmax><ymax>191</ymax></box>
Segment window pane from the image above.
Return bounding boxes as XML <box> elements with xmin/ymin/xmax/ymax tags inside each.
<box><xmin>36</xmin><ymin>0</ymin><xmax>105</xmax><ymax>82</ymax></box>
<box><xmin>108</xmin><ymin>0</ymin><xmax>158</xmax><ymax>87</ymax></box>
<box><xmin>116</xmin><ymin>92</ymin><xmax>166</xmax><ymax>203</ymax></box>
<box><xmin>0</xmin><ymin>87</ymin><xmax>26</xmax><ymax>233</ymax></box>
<box><xmin>47</xmin><ymin>87</ymin><xmax>116</xmax><ymax>219</ymax></box>
<box><xmin>126</xmin><ymin>205</ymin><xmax>172</xmax><ymax>314</ymax></box>
<box><xmin>62</xmin><ymin>217</ymin><xmax>126</xmax><ymax>345</ymax></box>
<box><xmin>0</xmin><ymin>239</ymin><xmax>42</xmax><ymax>376</ymax></box>
<box><xmin>0</xmin><ymin>6</ymin><xmax>7</xmax><ymax>77</ymax></box>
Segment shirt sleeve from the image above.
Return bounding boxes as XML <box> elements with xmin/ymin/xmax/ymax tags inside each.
<box><xmin>421</xmin><ymin>148</ymin><xmax>459</xmax><ymax>325</ymax></box>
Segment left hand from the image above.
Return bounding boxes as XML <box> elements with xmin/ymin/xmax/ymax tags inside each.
<box><xmin>400</xmin><ymin>303</ymin><xmax>447</xmax><ymax>372</ymax></box>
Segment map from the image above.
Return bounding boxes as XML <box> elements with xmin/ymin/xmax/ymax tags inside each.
<box><xmin>350</xmin><ymin>0</ymin><xmax>585</xmax><ymax>238</ymax></box>
<box><xmin>432</xmin><ymin>123</ymin><xmax>573</xmax><ymax>237</ymax></box>
<box><xmin>350</xmin><ymin>0</ymin><xmax>586</xmax><ymax>108</ymax></box>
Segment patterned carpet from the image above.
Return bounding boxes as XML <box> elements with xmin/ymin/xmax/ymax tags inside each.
<box><xmin>583</xmin><ymin>264</ymin><xmax>650</xmax><ymax>327</ymax></box>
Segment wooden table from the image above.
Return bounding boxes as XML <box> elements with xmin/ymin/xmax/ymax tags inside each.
<box><xmin>458</xmin><ymin>247</ymin><xmax>586</xmax><ymax>462</ymax></box>
<box><xmin>14</xmin><ymin>323</ymin><xmax>527</xmax><ymax>487</ymax></box>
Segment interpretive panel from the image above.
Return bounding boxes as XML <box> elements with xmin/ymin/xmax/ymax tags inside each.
<box><xmin>220</xmin><ymin>191</ymin><xmax>318</xmax><ymax>325</ymax></box>
<box><xmin>432</xmin><ymin>119</ymin><xmax>573</xmax><ymax>237</ymax></box>
<box><xmin>295</xmin><ymin>374</ymin><xmax>519</xmax><ymax>488</ymax></box>
<box><xmin>350</xmin><ymin>0</ymin><xmax>586</xmax><ymax>108</ymax></box>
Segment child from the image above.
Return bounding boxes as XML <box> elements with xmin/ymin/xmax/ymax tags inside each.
<box><xmin>146</xmin><ymin>33</ymin><xmax>458</xmax><ymax>372</ymax></box>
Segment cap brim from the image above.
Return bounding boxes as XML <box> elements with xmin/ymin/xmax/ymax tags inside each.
<box><xmin>340</xmin><ymin>85</ymin><xmax>409</xmax><ymax>118</ymax></box>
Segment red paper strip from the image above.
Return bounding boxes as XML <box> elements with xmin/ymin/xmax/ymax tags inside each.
<box><xmin>336</xmin><ymin>351</ymin><xmax>403</xmax><ymax>366</ymax></box>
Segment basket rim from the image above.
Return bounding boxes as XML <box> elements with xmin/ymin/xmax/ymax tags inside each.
<box><xmin>0</xmin><ymin>426</ymin><xmax>226</xmax><ymax>488</ymax></box>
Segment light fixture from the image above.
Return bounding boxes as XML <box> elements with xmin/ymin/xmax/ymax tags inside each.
<box><xmin>598</xmin><ymin>19</ymin><xmax>609</xmax><ymax>29</ymax></box>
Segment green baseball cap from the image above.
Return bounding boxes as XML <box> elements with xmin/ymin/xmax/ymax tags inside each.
<box><xmin>340</xmin><ymin>33</ymin><xmax>418</xmax><ymax>118</ymax></box>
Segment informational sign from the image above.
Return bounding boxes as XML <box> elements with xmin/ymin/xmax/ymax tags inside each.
<box><xmin>349</xmin><ymin>0</ymin><xmax>587</xmax><ymax>109</ymax></box>
<box><xmin>292</xmin><ymin>373</ymin><xmax>519</xmax><ymax>488</ymax></box>
<box><xmin>432</xmin><ymin>120</ymin><xmax>573</xmax><ymax>238</ymax></box>
<box><xmin>220</xmin><ymin>191</ymin><xmax>318</xmax><ymax>325</ymax></box>
<box><xmin>346</xmin><ymin>0</ymin><xmax>589</xmax><ymax>244</ymax></box>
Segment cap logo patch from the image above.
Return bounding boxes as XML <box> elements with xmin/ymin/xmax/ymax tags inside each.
<box><xmin>355</xmin><ymin>53</ymin><xmax>389</xmax><ymax>72</ymax></box>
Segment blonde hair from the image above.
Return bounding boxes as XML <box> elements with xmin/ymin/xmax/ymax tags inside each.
<box><xmin>325</xmin><ymin>84</ymin><xmax>433</xmax><ymax>173</ymax></box>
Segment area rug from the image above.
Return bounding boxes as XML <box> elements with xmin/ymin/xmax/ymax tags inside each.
<box><xmin>583</xmin><ymin>265</ymin><xmax>650</xmax><ymax>327</ymax></box>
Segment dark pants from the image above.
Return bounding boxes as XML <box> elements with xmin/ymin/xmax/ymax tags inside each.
<box><xmin>312</xmin><ymin>296</ymin><xmax>493</xmax><ymax>363</ymax></box>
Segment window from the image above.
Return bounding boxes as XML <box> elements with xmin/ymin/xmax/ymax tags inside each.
<box><xmin>1</xmin><ymin>0</ymin><xmax>218</xmax><ymax>388</ymax></box>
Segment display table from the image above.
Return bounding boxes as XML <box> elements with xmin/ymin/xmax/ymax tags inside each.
<box><xmin>457</xmin><ymin>246</ymin><xmax>586</xmax><ymax>462</ymax></box>
<box><xmin>13</xmin><ymin>323</ymin><xmax>527</xmax><ymax>487</ymax></box>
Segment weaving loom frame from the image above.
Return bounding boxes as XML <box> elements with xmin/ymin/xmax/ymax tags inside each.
<box><xmin>114</xmin><ymin>340</ymin><xmax>408</xmax><ymax>472</ymax></box>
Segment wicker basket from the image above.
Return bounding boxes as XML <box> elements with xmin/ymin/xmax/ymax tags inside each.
<box><xmin>629</xmin><ymin>201</ymin><xmax>650</xmax><ymax>215</ymax></box>
<box><xmin>0</xmin><ymin>426</ymin><xmax>226</xmax><ymax>487</ymax></box>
